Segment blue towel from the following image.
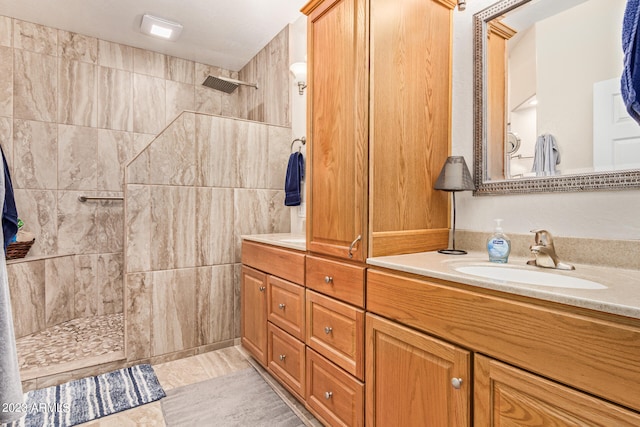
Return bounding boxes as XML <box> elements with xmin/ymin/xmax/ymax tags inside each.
<box><xmin>284</xmin><ymin>152</ymin><xmax>304</xmax><ymax>206</ymax></box>
<box><xmin>1</xmin><ymin>145</ymin><xmax>18</xmax><ymax>249</ymax></box>
<box><xmin>621</xmin><ymin>0</ymin><xmax>640</xmax><ymax>124</ymax></box>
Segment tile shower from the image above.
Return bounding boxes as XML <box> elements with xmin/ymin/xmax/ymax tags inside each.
<box><xmin>1</xmin><ymin>14</ymin><xmax>294</xmax><ymax>389</ymax></box>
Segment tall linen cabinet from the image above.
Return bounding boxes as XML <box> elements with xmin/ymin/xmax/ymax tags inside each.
<box><xmin>303</xmin><ymin>0</ymin><xmax>455</xmax><ymax>261</ymax></box>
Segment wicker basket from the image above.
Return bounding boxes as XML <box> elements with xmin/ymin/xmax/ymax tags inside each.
<box><xmin>6</xmin><ymin>239</ymin><xmax>35</xmax><ymax>260</ymax></box>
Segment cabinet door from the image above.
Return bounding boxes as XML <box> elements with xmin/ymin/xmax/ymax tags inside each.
<box><xmin>304</xmin><ymin>0</ymin><xmax>369</xmax><ymax>262</ymax></box>
<box><xmin>366</xmin><ymin>313</ymin><xmax>470</xmax><ymax>427</ymax></box>
<box><xmin>474</xmin><ymin>354</ymin><xmax>640</xmax><ymax>427</ymax></box>
<box><xmin>240</xmin><ymin>266</ymin><xmax>268</xmax><ymax>367</ymax></box>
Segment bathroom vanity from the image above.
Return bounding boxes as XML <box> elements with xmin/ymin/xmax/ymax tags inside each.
<box><xmin>242</xmin><ymin>235</ymin><xmax>640</xmax><ymax>426</ymax></box>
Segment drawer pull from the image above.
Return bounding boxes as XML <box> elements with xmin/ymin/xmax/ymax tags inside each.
<box><xmin>324</xmin><ymin>276</ymin><xmax>333</xmax><ymax>284</ymax></box>
<box><xmin>348</xmin><ymin>235</ymin><xmax>361</xmax><ymax>259</ymax></box>
<box><xmin>451</xmin><ymin>378</ymin><xmax>463</xmax><ymax>389</ymax></box>
<box><xmin>325</xmin><ymin>391</ymin><xmax>333</xmax><ymax>400</ymax></box>
<box><xmin>278</xmin><ymin>303</ymin><xmax>286</xmax><ymax>310</ymax></box>
<box><xmin>324</xmin><ymin>326</ymin><xmax>333</xmax><ymax>334</ymax></box>
<box><xmin>279</xmin><ymin>354</ymin><xmax>286</xmax><ymax>361</ymax></box>
<box><xmin>259</xmin><ymin>286</ymin><xmax>266</xmax><ymax>292</ymax></box>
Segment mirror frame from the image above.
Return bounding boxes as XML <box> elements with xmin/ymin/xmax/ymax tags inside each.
<box><xmin>473</xmin><ymin>0</ymin><xmax>640</xmax><ymax>195</ymax></box>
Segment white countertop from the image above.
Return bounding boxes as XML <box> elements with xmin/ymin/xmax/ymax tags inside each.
<box><xmin>367</xmin><ymin>251</ymin><xmax>640</xmax><ymax>320</ymax></box>
<box><xmin>241</xmin><ymin>233</ymin><xmax>306</xmax><ymax>252</ymax></box>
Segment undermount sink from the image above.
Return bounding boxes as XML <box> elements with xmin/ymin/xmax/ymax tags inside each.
<box><xmin>454</xmin><ymin>265</ymin><xmax>607</xmax><ymax>290</ymax></box>
<box><xmin>280</xmin><ymin>238</ymin><xmax>305</xmax><ymax>244</ymax></box>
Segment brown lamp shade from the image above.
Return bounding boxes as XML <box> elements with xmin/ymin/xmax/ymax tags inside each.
<box><xmin>434</xmin><ymin>156</ymin><xmax>475</xmax><ymax>192</ymax></box>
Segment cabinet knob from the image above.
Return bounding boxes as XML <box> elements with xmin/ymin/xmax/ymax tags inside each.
<box><xmin>279</xmin><ymin>354</ymin><xmax>286</xmax><ymax>361</ymax></box>
<box><xmin>324</xmin><ymin>276</ymin><xmax>333</xmax><ymax>284</ymax></box>
<box><xmin>278</xmin><ymin>303</ymin><xmax>286</xmax><ymax>310</ymax></box>
<box><xmin>325</xmin><ymin>391</ymin><xmax>333</xmax><ymax>400</ymax></box>
<box><xmin>259</xmin><ymin>286</ymin><xmax>266</xmax><ymax>292</ymax></box>
<box><xmin>451</xmin><ymin>378</ymin><xmax>463</xmax><ymax>389</ymax></box>
<box><xmin>324</xmin><ymin>326</ymin><xmax>333</xmax><ymax>334</ymax></box>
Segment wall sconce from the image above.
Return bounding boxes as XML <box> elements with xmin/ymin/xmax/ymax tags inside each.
<box><xmin>457</xmin><ymin>0</ymin><xmax>466</xmax><ymax>11</ymax></box>
<box><xmin>289</xmin><ymin>62</ymin><xmax>307</xmax><ymax>95</ymax></box>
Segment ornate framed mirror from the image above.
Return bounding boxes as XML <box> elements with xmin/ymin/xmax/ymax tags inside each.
<box><xmin>473</xmin><ymin>0</ymin><xmax>640</xmax><ymax>195</ymax></box>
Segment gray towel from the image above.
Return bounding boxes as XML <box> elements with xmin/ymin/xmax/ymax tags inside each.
<box><xmin>0</xmin><ymin>165</ymin><xmax>24</xmax><ymax>424</ymax></box>
<box><xmin>532</xmin><ymin>133</ymin><xmax>561</xmax><ymax>176</ymax></box>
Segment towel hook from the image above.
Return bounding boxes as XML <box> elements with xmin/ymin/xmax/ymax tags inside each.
<box><xmin>290</xmin><ymin>136</ymin><xmax>306</xmax><ymax>153</ymax></box>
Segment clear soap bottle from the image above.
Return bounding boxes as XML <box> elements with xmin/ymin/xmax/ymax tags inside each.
<box><xmin>487</xmin><ymin>219</ymin><xmax>511</xmax><ymax>263</ymax></box>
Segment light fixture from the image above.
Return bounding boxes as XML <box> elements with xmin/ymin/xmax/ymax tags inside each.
<box><xmin>434</xmin><ymin>156</ymin><xmax>475</xmax><ymax>255</ymax></box>
<box><xmin>457</xmin><ymin>0</ymin><xmax>466</xmax><ymax>11</ymax></box>
<box><xmin>289</xmin><ymin>62</ymin><xmax>307</xmax><ymax>95</ymax></box>
<box><xmin>140</xmin><ymin>14</ymin><xmax>183</xmax><ymax>41</ymax></box>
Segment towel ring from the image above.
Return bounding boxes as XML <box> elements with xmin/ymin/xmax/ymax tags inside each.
<box><xmin>290</xmin><ymin>137</ymin><xmax>306</xmax><ymax>153</ymax></box>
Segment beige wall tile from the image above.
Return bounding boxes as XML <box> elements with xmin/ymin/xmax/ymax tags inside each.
<box><xmin>166</xmin><ymin>56</ymin><xmax>194</xmax><ymax>84</ymax></box>
<box><xmin>97</xmin><ymin>253</ymin><xmax>124</xmax><ymax>315</ymax></box>
<box><xmin>98</xmin><ymin>66</ymin><xmax>132</xmax><ymax>131</ymax></box>
<box><xmin>125</xmin><ymin>272</ymin><xmax>152</xmax><ymax>360</ymax></box>
<box><xmin>13</xmin><ymin>20</ymin><xmax>56</xmax><ymax>54</ymax></box>
<box><xmin>195</xmin><ymin>115</ymin><xmax>237</xmax><ymax>187</ymax></box>
<box><xmin>57</xmin><ymin>30</ymin><xmax>97</xmax><ymax>63</ymax></box>
<box><xmin>13</xmin><ymin>50</ymin><xmax>57</xmax><ymax>122</ymax></box>
<box><xmin>13</xmin><ymin>119</ymin><xmax>57</xmax><ymax>190</ymax></box>
<box><xmin>196</xmin><ymin>265</ymin><xmax>234</xmax><ymax>346</ymax></box>
<box><xmin>96</xmin><ymin>193</ymin><xmax>124</xmax><ymax>253</ymax></box>
<box><xmin>57</xmin><ymin>190</ymin><xmax>97</xmax><ymax>254</ymax></box>
<box><xmin>58</xmin><ymin>124</ymin><xmax>98</xmax><ymax>190</ymax></box>
<box><xmin>126</xmin><ymin>149</ymin><xmax>150</xmax><ymax>185</ymax></box>
<box><xmin>125</xmin><ymin>185</ymin><xmax>151</xmax><ymax>273</ymax></box>
<box><xmin>237</xmin><ymin>121</ymin><xmax>268</xmax><ymax>188</ymax></box>
<box><xmin>265</xmin><ymin>27</ymin><xmax>290</xmax><ymax>126</ymax></box>
<box><xmin>0</xmin><ymin>117</ymin><xmax>12</xmax><ymax>167</ymax></box>
<box><xmin>234</xmin><ymin>263</ymin><xmax>241</xmax><ymax>338</ymax></box>
<box><xmin>151</xmin><ymin>268</ymin><xmax>198</xmax><ymax>356</ymax></box>
<box><xmin>74</xmin><ymin>254</ymin><xmax>99</xmax><ymax>317</ymax></box>
<box><xmin>148</xmin><ymin>113</ymin><xmax>195</xmax><ymax>185</ymax></box>
<box><xmin>133</xmin><ymin>48</ymin><xmax>165</xmax><ymax>78</ymax></box>
<box><xmin>150</xmin><ymin>186</ymin><xmax>195</xmax><ymax>270</ymax></box>
<box><xmin>0</xmin><ymin>46</ymin><xmax>12</xmax><ymax>116</ymax></box>
<box><xmin>132</xmin><ymin>73</ymin><xmax>165</xmax><ymax>134</ymax></box>
<box><xmin>98</xmin><ymin>40</ymin><xmax>133</xmax><ymax>71</ymax></box>
<box><xmin>44</xmin><ymin>255</ymin><xmax>75</xmax><ymax>327</ymax></box>
<box><xmin>165</xmin><ymin>80</ymin><xmax>194</xmax><ymax>125</ymax></box>
<box><xmin>268</xmin><ymin>125</ymin><xmax>293</xmax><ymax>190</ymax></box>
<box><xmin>194</xmin><ymin>63</ymin><xmax>223</xmax><ymax>115</ymax></box>
<box><xmin>97</xmin><ymin>129</ymin><xmax>132</xmax><ymax>191</ymax></box>
<box><xmin>195</xmin><ymin>188</ymin><xmax>234</xmax><ymax>266</ymax></box>
<box><xmin>58</xmin><ymin>59</ymin><xmax>98</xmax><ymax>127</ymax></box>
<box><xmin>12</xmin><ymin>189</ymin><xmax>58</xmax><ymax>256</ymax></box>
<box><xmin>0</xmin><ymin>16</ymin><xmax>12</xmax><ymax>47</ymax></box>
<box><xmin>7</xmin><ymin>260</ymin><xmax>45</xmax><ymax>338</ymax></box>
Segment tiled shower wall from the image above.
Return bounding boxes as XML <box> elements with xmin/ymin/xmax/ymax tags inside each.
<box><xmin>125</xmin><ymin>112</ymin><xmax>291</xmax><ymax>361</ymax></box>
<box><xmin>1</xmin><ymin>13</ymin><xmax>292</xmax><ymax>341</ymax></box>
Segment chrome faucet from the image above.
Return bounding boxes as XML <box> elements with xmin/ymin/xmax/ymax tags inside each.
<box><xmin>526</xmin><ymin>229</ymin><xmax>575</xmax><ymax>270</ymax></box>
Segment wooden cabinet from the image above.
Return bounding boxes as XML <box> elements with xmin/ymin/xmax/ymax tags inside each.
<box><xmin>474</xmin><ymin>354</ymin><xmax>640</xmax><ymax>426</ymax></box>
<box><xmin>306</xmin><ymin>255</ymin><xmax>365</xmax><ymax>308</ymax></box>
<box><xmin>268</xmin><ymin>276</ymin><xmax>305</xmax><ymax>341</ymax></box>
<box><xmin>366</xmin><ymin>313</ymin><xmax>471</xmax><ymax>427</ymax></box>
<box><xmin>303</xmin><ymin>0</ymin><xmax>455</xmax><ymax>261</ymax></box>
<box><xmin>268</xmin><ymin>322</ymin><xmax>306</xmax><ymax>400</ymax></box>
<box><xmin>240</xmin><ymin>266</ymin><xmax>268</xmax><ymax>367</ymax></box>
<box><xmin>303</xmin><ymin>0</ymin><xmax>369</xmax><ymax>262</ymax></box>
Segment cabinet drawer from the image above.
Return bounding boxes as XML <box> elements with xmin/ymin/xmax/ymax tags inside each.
<box><xmin>306</xmin><ymin>255</ymin><xmax>365</xmax><ymax>308</ymax></box>
<box><xmin>267</xmin><ymin>323</ymin><xmax>306</xmax><ymax>400</ymax></box>
<box><xmin>306</xmin><ymin>348</ymin><xmax>364</xmax><ymax>427</ymax></box>
<box><xmin>242</xmin><ymin>240</ymin><xmax>305</xmax><ymax>285</ymax></box>
<box><xmin>268</xmin><ymin>276</ymin><xmax>305</xmax><ymax>341</ymax></box>
<box><xmin>306</xmin><ymin>290</ymin><xmax>365</xmax><ymax>380</ymax></box>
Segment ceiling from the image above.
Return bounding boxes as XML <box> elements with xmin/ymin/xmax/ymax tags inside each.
<box><xmin>0</xmin><ymin>0</ymin><xmax>308</xmax><ymax>71</ymax></box>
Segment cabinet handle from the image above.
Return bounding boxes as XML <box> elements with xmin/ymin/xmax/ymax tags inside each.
<box><xmin>324</xmin><ymin>276</ymin><xmax>333</xmax><ymax>284</ymax></box>
<box><xmin>259</xmin><ymin>286</ymin><xmax>266</xmax><ymax>292</ymax></box>
<box><xmin>348</xmin><ymin>235</ymin><xmax>362</xmax><ymax>259</ymax></box>
<box><xmin>325</xmin><ymin>391</ymin><xmax>333</xmax><ymax>400</ymax></box>
<box><xmin>324</xmin><ymin>326</ymin><xmax>333</xmax><ymax>334</ymax></box>
<box><xmin>451</xmin><ymin>378</ymin><xmax>463</xmax><ymax>389</ymax></box>
<box><xmin>279</xmin><ymin>354</ymin><xmax>286</xmax><ymax>361</ymax></box>
<box><xmin>278</xmin><ymin>303</ymin><xmax>286</xmax><ymax>310</ymax></box>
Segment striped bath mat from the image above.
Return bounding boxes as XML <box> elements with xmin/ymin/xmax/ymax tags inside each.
<box><xmin>6</xmin><ymin>364</ymin><xmax>165</xmax><ymax>427</ymax></box>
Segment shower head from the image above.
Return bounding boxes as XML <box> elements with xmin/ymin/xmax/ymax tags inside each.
<box><xmin>201</xmin><ymin>75</ymin><xmax>258</xmax><ymax>94</ymax></box>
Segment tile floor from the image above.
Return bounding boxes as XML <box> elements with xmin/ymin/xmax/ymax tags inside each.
<box><xmin>75</xmin><ymin>345</ymin><xmax>319</xmax><ymax>426</ymax></box>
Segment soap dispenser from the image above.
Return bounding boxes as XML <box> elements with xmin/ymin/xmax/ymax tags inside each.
<box><xmin>487</xmin><ymin>219</ymin><xmax>511</xmax><ymax>263</ymax></box>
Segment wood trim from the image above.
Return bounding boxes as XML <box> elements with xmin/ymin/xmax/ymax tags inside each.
<box><xmin>433</xmin><ymin>0</ymin><xmax>458</xmax><ymax>10</ymax></box>
<box><xmin>367</xmin><ymin>268</ymin><xmax>640</xmax><ymax>412</ymax></box>
<box><xmin>370</xmin><ymin>228</ymin><xmax>450</xmax><ymax>257</ymax></box>
<box><xmin>488</xmin><ymin>20</ymin><xmax>517</xmax><ymax>40</ymax></box>
<box><xmin>241</xmin><ymin>241</ymin><xmax>305</xmax><ymax>286</ymax></box>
